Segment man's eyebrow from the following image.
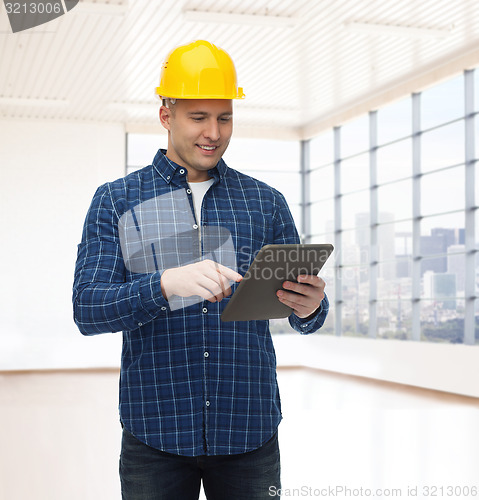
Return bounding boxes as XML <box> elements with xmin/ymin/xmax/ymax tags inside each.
<box><xmin>187</xmin><ymin>111</ymin><xmax>233</xmax><ymax>117</ymax></box>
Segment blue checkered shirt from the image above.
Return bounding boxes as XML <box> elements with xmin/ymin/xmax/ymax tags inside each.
<box><xmin>73</xmin><ymin>149</ymin><xmax>329</xmax><ymax>456</ymax></box>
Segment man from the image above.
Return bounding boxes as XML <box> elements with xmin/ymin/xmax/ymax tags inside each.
<box><xmin>73</xmin><ymin>40</ymin><xmax>328</xmax><ymax>500</ymax></box>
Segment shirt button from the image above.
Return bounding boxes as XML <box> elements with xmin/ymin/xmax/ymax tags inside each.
<box><xmin>161</xmin><ymin>306</ymin><xmax>167</xmax><ymax>311</ymax></box>
<box><xmin>205</xmin><ymin>401</ymin><xmax>210</xmax><ymax>407</ymax></box>
<box><xmin>166</xmin><ymin>175</ymin><xmax>170</xmax><ymax>180</ymax></box>
<box><xmin>186</xmin><ymin>188</ymin><xmax>192</xmax><ymax>194</ymax></box>
<box><xmin>193</xmin><ymin>224</ymin><xmax>198</xmax><ymax>230</ymax></box>
<box><xmin>204</xmin><ymin>351</ymin><xmax>209</xmax><ymax>358</ymax></box>
<box><xmin>138</xmin><ymin>322</ymin><xmax>143</xmax><ymax>327</ymax></box>
<box><xmin>202</xmin><ymin>307</ymin><xmax>208</xmax><ymax>314</ymax></box>
<box><xmin>179</xmin><ymin>169</ymin><xmax>185</xmax><ymax>174</ymax></box>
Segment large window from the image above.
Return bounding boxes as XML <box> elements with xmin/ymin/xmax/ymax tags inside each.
<box><xmin>308</xmin><ymin>69</ymin><xmax>478</xmax><ymax>344</ymax></box>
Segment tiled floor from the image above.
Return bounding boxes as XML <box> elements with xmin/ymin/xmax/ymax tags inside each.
<box><xmin>201</xmin><ymin>367</ymin><xmax>479</xmax><ymax>499</ymax></box>
<box><xmin>1</xmin><ymin>367</ymin><xmax>478</xmax><ymax>499</ymax></box>
<box><xmin>274</xmin><ymin>368</ymin><xmax>479</xmax><ymax>499</ymax></box>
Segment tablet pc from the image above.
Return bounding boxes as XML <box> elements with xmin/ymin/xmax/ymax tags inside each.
<box><xmin>221</xmin><ymin>243</ymin><xmax>333</xmax><ymax>322</ymax></box>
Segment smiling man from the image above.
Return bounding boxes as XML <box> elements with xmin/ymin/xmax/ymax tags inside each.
<box><xmin>73</xmin><ymin>40</ymin><xmax>329</xmax><ymax>500</ymax></box>
<box><xmin>160</xmin><ymin>98</ymin><xmax>233</xmax><ymax>182</ymax></box>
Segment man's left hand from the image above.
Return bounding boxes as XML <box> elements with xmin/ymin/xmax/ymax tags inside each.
<box><xmin>276</xmin><ymin>275</ymin><xmax>326</xmax><ymax>319</ymax></box>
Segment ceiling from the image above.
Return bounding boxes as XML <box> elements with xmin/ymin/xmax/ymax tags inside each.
<box><xmin>1</xmin><ymin>0</ymin><xmax>479</xmax><ymax>140</ymax></box>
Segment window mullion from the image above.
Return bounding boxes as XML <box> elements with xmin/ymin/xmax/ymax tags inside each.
<box><xmin>464</xmin><ymin>69</ymin><xmax>476</xmax><ymax>345</ymax></box>
<box><xmin>334</xmin><ymin>127</ymin><xmax>342</xmax><ymax>337</ymax></box>
<box><xmin>412</xmin><ymin>93</ymin><xmax>422</xmax><ymax>341</ymax></box>
<box><xmin>369</xmin><ymin>111</ymin><xmax>378</xmax><ymax>339</ymax></box>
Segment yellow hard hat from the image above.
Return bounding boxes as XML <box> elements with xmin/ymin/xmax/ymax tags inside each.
<box><xmin>155</xmin><ymin>40</ymin><xmax>245</xmax><ymax>100</ymax></box>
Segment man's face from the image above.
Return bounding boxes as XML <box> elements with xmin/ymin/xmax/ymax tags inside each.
<box><xmin>160</xmin><ymin>99</ymin><xmax>233</xmax><ymax>182</ymax></box>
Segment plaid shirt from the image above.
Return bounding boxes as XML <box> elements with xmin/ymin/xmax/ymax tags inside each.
<box><xmin>73</xmin><ymin>149</ymin><xmax>329</xmax><ymax>456</ymax></box>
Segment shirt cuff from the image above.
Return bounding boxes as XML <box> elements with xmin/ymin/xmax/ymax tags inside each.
<box><xmin>288</xmin><ymin>293</ymin><xmax>330</xmax><ymax>334</ymax></box>
<box><xmin>137</xmin><ymin>271</ymin><xmax>169</xmax><ymax>321</ymax></box>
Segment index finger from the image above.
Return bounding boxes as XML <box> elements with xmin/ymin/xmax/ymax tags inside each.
<box><xmin>295</xmin><ymin>274</ymin><xmax>321</xmax><ymax>285</ymax></box>
<box><xmin>214</xmin><ymin>263</ymin><xmax>243</xmax><ymax>283</ymax></box>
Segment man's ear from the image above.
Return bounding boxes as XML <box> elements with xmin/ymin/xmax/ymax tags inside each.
<box><xmin>159</xmin><ymin>105</ymin><xmax>171</xmax><ymax>130</ymax></box>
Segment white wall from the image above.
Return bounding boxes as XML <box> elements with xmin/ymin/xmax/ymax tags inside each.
<box><xmin>0</xmin><ymin>119</ymin><xmax>125</xmax><ymax>370</ymax></box>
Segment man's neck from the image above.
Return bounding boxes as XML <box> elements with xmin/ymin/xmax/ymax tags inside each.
<box><xmin>164</xmin><ymin>151</ymin><xmax>210</xmax><ymax>183</ymax></box>
<box><xmin>187</xmin><ymin>171</ymin><xmax>210</xmax><ymax>183</ymax></box>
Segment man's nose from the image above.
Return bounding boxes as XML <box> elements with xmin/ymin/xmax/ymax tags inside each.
<box><xmin>204</xmin><ymin>119</ymin><xmax>220</xmax><ymax>141</ymax></box>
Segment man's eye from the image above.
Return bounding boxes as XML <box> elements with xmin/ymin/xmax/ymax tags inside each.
<box><xmin>220</xmin><ymin>117</ymin><xmax>231</xmax><ymax>123</ymax></box>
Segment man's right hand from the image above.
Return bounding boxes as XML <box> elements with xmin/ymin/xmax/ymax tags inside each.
<box><xmin>160</xmin><ymin>259</ymin><xmax>243</xmax><ymax>303</ymax></box>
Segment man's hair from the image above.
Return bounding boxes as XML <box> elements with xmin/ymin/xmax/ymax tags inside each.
<box><xmin>162</xmin><ymin>97</ymin><xmax>177</xmax><ymax>108</ymax></box>
<box><xmin>161</xmin><ymin>97</ymin><xmax>177</xmax><ymax>117</ymax></box>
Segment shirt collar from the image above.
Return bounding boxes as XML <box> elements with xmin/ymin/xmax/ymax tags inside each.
<box><xmin>152</xmin><ymin>149</ymin><xmax>227</xmax><ymax>184</ymax></box>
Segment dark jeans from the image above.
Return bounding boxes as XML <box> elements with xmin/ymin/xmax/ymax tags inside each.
<box><xmin>119</xmin><ymin>427</ymin><xmax>281</xmax><ymax>500</ymax></box>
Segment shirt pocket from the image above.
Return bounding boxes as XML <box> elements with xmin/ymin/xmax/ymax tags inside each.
<box><xmin>213</xmin><ymin>212</ymin><xmax>270</xmax><ymax>275</ymax></box>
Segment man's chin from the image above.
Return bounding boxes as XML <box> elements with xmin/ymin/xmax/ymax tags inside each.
<box><xmin>196</xmin><ymin>157</ymin><xmax>220</xmax><ymax>170</ymax></box>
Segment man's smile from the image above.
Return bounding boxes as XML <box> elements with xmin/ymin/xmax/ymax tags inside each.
<box><xmin>197</xmin><ymin>144</ymin><xmax>219</xmax><ymax>153</ymax></box>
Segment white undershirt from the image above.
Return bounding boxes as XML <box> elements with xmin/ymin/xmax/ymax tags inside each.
<box><xmin>188</xmin><ymin>179</ymin><xmax>214</xmax><ymax>225</ymax></box>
